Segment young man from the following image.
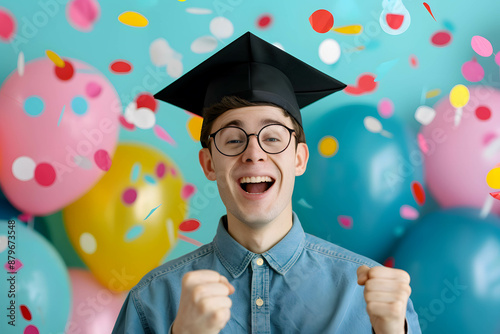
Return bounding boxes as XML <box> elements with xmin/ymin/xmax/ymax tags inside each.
<box><xmin>112</xmin><ymin>32</ymin><xmax>421</xmax><ymax>334</ymax></box>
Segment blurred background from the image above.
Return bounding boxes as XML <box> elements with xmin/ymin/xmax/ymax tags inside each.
<box><xmin>0</xmin><ymin>0</ymin><xmax>500</xmax><ymax>333</ymax></box>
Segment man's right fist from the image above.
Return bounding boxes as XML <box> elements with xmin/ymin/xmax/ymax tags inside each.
<box><xmin>172</xmin><ymin>270</ymin><xmax>235</xmax><ymax>334</ymax></box>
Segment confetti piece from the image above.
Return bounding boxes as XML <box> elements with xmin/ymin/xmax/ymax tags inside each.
<box><xmin>496</xmin><ymin>53</ymin><xmax>500</xmax><ymax>67</ymax></box>
<box><xmin>187</xmin><ymin>116</ymin><xmax>203</xmax><ymax>141</ymax></box>
<box><xmin>476</xmin><ymin>106</ymin><xmax>491</xmax><ymax>121</ymax></box>
<box><xmin>425</xmin><ymin>89</ymin><xmax>441</xmax><ymax>99</ymax></box>
<box><xmin>144</xmin><ymin>204</ymin><xmax>161</xmax><ymax>220</ymax></box>
<box><xmin>417</xmin><ymin>133</ymin><xmax>429</xmax><ymax>154</ymax></box>
<box><xmin>4</xmin><ymin>258</ymin><xmax>23</xmax><ymax>273</ymax></box>
<box><xmin>118</xmin><ymin>11</ymin><xmax>148</xmax><ymax>27</ymax></box>
<box><xmin>85</xmin><ymin>81</ymin><xmax>102</xmax><ymax>98</ymax></box>
<box><xmin>486</xmin><ymin>168</ymin><xmax>500</xmax><ymax>188</ymax></box>
<box><xmin>144</xmin><ymin>174</ymin><xmax>156</xmax><ymax>184</ymax></box>
<box><xmin>80</xmin><ymin>232</ymin><xmax>97</xmax><ymax>254</ymax></box>
<box><xmin>134</xmin><ymin>107</ymin><xmax>156</xmax><ymax>129</ymax></box>
<box><xmin>156</xmin><ymin>162</ymin><xmax>166</xmax><ymax>179</ymax></box>
<box><xmin>186</xmin><ymin>8</ymin><xmax>213</xmax><ymax>15</ymax></box>
<box><xmin>74</xmin><ymin>155</ymin><xmax>92</xmax><ymax>170</ymax></box>
<box><xmin>380</xmin><ymin>0</ymin><xmax>411</xmax><ymax>35</ymax></box>
<box><xmin>71</xmin><ymin>96</ymin><xmax>88</xmax><ymax>115</ymax></box>
<box><xmin>431</xmin><ymin>30</ymin><xmax>452</xmax><ymax>47</ymax></box>
<box><xmin>154</xmin><ymin>124</ymin><xmax>177</xmax><ymax>146</ymax></box>
<box><xmin>110</xmin><ymin>60</ymin><xmax>133</xmax><ymax>74</ymax></box>
<box><xmin>178</xmin><ymin>233</ymin><xmax>203</xmax><ymax>247</ymax></box>
<box><xmin>338</xmin><ymin>215</ymin><xmax>353</xmax><ymax>229</ymax></box>
<box><xmin>490</xmin><ymin>191</ymin><xmax>500</xmax><ymax>200</ymax></box>
<box><xmin>94</xmin><ymin>149</ymin><xmax>112</xmax><ymax>171</ymax></box>
<box><xmin>409</xmin><ymin>54</ymin><xmax>418</xmax><ymax>68</ymax></box>
<box><xmin>319</xmin><ymin>38</ymin><xmax>341</xmax><ymax>65</ymax></box>
<box><xmin>0</xmin><ymin>8</ymin><xmax>15</xmax><ymax>41</ymax></box>
<box><xmin>309</xmin><ymin>9</ymin><xmax>334</xmax><ymax>33</ymax></box>
<box><xmin>210</xmin><ymin>16</ymin><xmax>234</xmax><ymax>39</ymax></box>
<box><xmin>449</xmin><ymin>84</ymin><xmax>469</xmax><ymax>108</ymax></box>
<box><xmin>55</xmin><ymin>60</ymin><xmax>75</xmax><ymax>80</ymax></box>
<box><xmin>20</xmin><ymin>305</ymin><xmax>32</xmax><ymax>321</ymax></box>
<box><xmin>414</xmin><ymin>105</ymin><xmax>436</xmax><ymax>125</ymax></box>
<box><xmin>150</xmin><ymin>38</ymin><xmax>174</xmax><ymax>67</ymax></box>
<box><xmin>119</xmin><ymin>115</ymin><xmax>135</xmax><ymax>131</ymax></box>
<box><xmin>24</xmin><ymin>96</ymin><xmax>44</xmax><ymax>117</ymax></box>
<box><xmin>0</xmin><ymin>236</ymin><xmax>7</xmax><ymax>253</ymax></box>
<box><xmin>18</xmin><ymin>213</ymin><xmax>33</xmax><ymax>223</ymax></box>
<box><xmin>471</xmin><ymin>35</ymin><xmax>493</xmax><ymax>57</ymax></box>
<box><xmin>34</xmin><ymin>163</ymin><xmax>56</xmax><ymax>186</ymax></box>
<box><xmin>411</xmin><ymin>181</ymin><xmax>426</xmax><ymax>205</ymax></box>
<box><xmin>331</xmin><ymin>24</ymin><xmax>362</xmax><ymax>34</ymax></box>
<box><xmin>423</xmin><ymin>2</ymin><xmax>436</xmax><ymax>21</ymax></box>
<box><xmin>179</xmin><ymin>219</ymin><xmax>201</xmax><ymax>232</ymax></box>
<box><xmin>363</xmin><ymin>116</ymin><xmax>392</xmax><ymax>138</ymax></box>
<box><xmin>46</xmin><ymin>50</ymin><xmax>65</xmax><ymax>67</ymax></box>
<box><xmin>400</xmin><ymin>205</ymin><xmax>419</xmax><ymax>220</ymax></box>
<box><xmin>122</xmin><ymin>188</ymin><xmax>137</xmax><ymax>205</ymax></box>
<box><xmin>318</xmin><ymin>136</ymin><xmax>339</xmax><ymax>157</ymax></box>
<box><xmin>483</xmin><ymin>132</ymin><xmax>497</xmax><ymax>147</ymax></box>
<box><xmin>480</xmin><ymin>195</ymin><xmax>494</xmax><ymax>218</ymax></box>
<box><xmin>344</xmin><ymin>73</ymin><xmax>377</xmax><ymax>95</ymax></box>
<box><xmin>378</xmin><ymin>98</ymin><xmax>394</xmax><ymax>118</ymax></box>
<box><xmin>374</xmin><ymin>58</ymin><xmax>399</xmax><ymax>82</ymax></box>
<box><xmin>166</xmin><ymin>58</ymin><xmax>183</xmax><ymax>78</ymax></box>
<box><xmin>443</xmin><ymin>20</ymin><xmax>455</xmax><ymax>32</ymax></box>
<box><xmin>17</xmin><ymin>52</ymin><xmax>24</xmax><ymax>76</ymax></box>
<box><xmin>386</xmin><ymin>13</ymin><xmax>404</xmax><ymax>30</ymax></box>
<box><xmin>462</xmin><ymin>57</ymin><xmax>484</xmax><ymax>82</ymax></box>
<box><xmin>383</xmin><ymin>257</ymin><xmax>395</xmax><ymax>268</ymax></box>
<box><xmin>125</xmin><ymin>225</ymin><xmax>144</xmax><ymax>241</ymax></box>
<box><xmin>57</xmin><ymin>105</ymin><xmax>65</xmax><ymax>126</ymax></box>
<box><xmin>297</xmin><ymin>198</ymin><xmax>313</xmax><ymax>209</ymax></box>
<box><xmin>166</xmin><ymin>219</ymin><xmax>175</xmax><ymax>246</ymax></box>
<box><xmin>273</xmin><ymin>42</ymin><xmax>284</xmax><ymax>50</ymax></box>
<box><xmin>191</xmin><ymin>35</ymin><xmax>218</xmax><ymax>53</ymax></box>
<box><xmin>67</xmin><ymin>0</ymin><xmax>100</xmax><ymax>32</ymax></box>
<box><xmin>257</xmin><ymin>13</ymin><xmax>273</xmax><ymax>29</ymax></box>
<box><xmin>181</xmin><ymin>184</ymin><xmax>196</xmax><ymax>200</ymax></box>
<box><xmin>131</xmin><ymin>163</ymin><xmax>141</xmax><ymax>182</ymax></box>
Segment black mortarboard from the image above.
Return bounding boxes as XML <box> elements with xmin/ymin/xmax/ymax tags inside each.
<box><xmin>154</xmin><ymin>31</ymin><xmax>346</xmax><ymax>129</ymax></box>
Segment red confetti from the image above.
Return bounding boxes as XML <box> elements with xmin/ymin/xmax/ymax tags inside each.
<box><xmin>386</xmin><ymin>14</ymin><xmax>404</xmax><ymax>30</ymax></box>
<box><xmin>179</xmin><ymin>219</ymin><xmax>201</xmax><ymax>232</ymax></box>
<box><xmin>18</xmin><ymin>213</ymin><xmax>33</xmax><ymax>222</ymax></box>
<box><xmin>423</xmin><ymin>2</ymin><xmax>436</xmax><ymax>21</ymax></box>
<box><xmin>383</xmin><ymin>257</ymin><xmax>395</xmax><ymax>268</ymax></box>
<box><xmin>136</xmin><ymin>92</ymin><xmax>157</xmax><ymax>111</ymax></box>
<box><xmin>94</xmin><ymin>149</ymin><xmax>112</xmax><ymax>171</ymax></box>
<box><xmin>257</xmin><ymin>14</ymin><xmax>273</xmax><ymax>29</ymax></box>
<box><xmin>491</xmin><ymin>191</ymin><xmax>500</xmax><ymax>200</ymax></box>
<box><xmin>431</xmin><ymin>30</ymin><xmax>452</xmax><ymax>47</ymax></box>
<box><xmin>20</xmin><ymin>305</ymin><xmax>32</xmax><ymax>321</ymax></box>
<box><xmin>119</xmin><ymin>115</ymin><xmax>135</xmax><ymax>131</ymax></box>
<box><xmin>34</xmin><ymin>163</ymin><xmax>56</xmax><ymax>186</ymax></box>
<box><xmin>344</xmin><ymin>73</ymin><xmax>378</xmax><ymax>95</ymax></box>
<box><xmin>411</xmin><ymin>181</ymin><xmax>426</xmax><ymax>206</ymax></box>
<box><xmin>55</xmin><ymin>60</ymin><xmax>75</xmax><ymax>81</ymax></box>
<box><xmin>409</xmin><ymin>55</ymin><xmax>418</xmax><ymax>68</ymax></box>
<box><xmin>309</xmin><ymin>9</ymin><xmax>334</xmax><ymax>33</ymax></box>
<box><xmin>0</xmin><ymin>8</ymin><xmax>16</xmax><ymax>41</ymax></box>
<box><xmin>110</xmin><ymin>60</ymin><xmax>133</xmax><ymax>74</ymax></box>
<box><xmin>475</xmin><ymin>106</ymin><xmax>491</xmax><ymax>121</ymax></box>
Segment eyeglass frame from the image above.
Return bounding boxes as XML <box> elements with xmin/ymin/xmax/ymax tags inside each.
<box><xmin>208</xmin><ymin>123</ymin><xmax>296</xmax><ymax>157</ymax></box>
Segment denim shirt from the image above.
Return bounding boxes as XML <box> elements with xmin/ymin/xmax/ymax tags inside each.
<box><xmin>112</xmin><ymin>212</ymin><xmax>421</xmax><ymax>334</ymax></box>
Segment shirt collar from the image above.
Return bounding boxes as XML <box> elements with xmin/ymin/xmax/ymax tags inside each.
<box><xmin>213</xmin><ymin>211</ymin><xmax>305</xmax><ymax>278</ymax></box>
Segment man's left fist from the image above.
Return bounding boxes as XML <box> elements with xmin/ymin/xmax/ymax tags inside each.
<box><xmin>357</xmin><ymin>265</ymin><xmax>411</xmax><ymax>334</ymax></box>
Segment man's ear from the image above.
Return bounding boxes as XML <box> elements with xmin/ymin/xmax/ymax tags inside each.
<box><xmin>295</xmin><ymin>143</ymin><xmax>309</xmax><ymax>176</ymax></box>
<box><xmin>199</xmin><ymin>148</ymin><xmax>217</xmax><ymax>181</ymax></box>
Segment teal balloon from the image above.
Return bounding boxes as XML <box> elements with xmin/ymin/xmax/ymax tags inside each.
<box><xmin>0</xmin><ymin>220</ymin><xmax>71</xmax><ymax>333</ymax></box>
<box><xmin>293</xmin><ymin>104</ymin><xmax>424</xmax><ymax>262</ymax></box>
<box><xmin>392</xmin><ymin>208</ymin><xmax>500</xmax><ymax>334</ymax></box>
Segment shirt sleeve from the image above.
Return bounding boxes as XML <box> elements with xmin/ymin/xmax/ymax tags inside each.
<box><xmin>112</xmin><ymin>292</ymin><xmax>147</xmax><ymax>334</ymax></box>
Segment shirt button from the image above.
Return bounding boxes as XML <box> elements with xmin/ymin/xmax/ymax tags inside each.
<box><xmin>255</xmin><ymin>298</ymin><xmax>264</xmax><ymax>307</ymax></box>
<box><xmin>256</xmin><ymin>258</ymin><xmax>264</xmax><ymax>266</ymax></box>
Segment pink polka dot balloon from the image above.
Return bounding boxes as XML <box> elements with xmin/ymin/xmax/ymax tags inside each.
<box><xmin>0</xmin><ymin>57</ymin><xmax>120</xmax><ymax>215</ymax></box>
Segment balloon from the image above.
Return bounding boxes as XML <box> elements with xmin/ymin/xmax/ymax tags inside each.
<box><xmin>0</xmin><ymin>219</ymin><xmax>71</xmax><ymax>333</ymax></box>
<box><xmin>63</xmin><ymin>143</ymin><xmax>189</xmax><ymax>291</ymax></box>
<box><xmin>66</xmin><ymin>268</ymin><xmax>126</xmax><ymax>334</ymax></box>
<box><xmin>293</xmin><ymin>104</ymin><xmax>424</xmax><ymax>262</ymax></box>
<box><xmin>421</xmin><ymin>86</ymin><xmax>500</xmax><ymax>214</ymax></box>
<box><xmin>392</xmin><ymin>208</ymin><xmax>500</xmax><ymax>334</ymax></box>
<box><xmin>0</xmin><ymin>57</ymin><xmax>121</xmax><ymax>215</ymax></box>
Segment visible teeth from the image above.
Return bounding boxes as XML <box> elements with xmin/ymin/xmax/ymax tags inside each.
<box><xmin>240</xmin><ymin>176</ymin><xmax>273</xmax><ymax>183</ymax></box>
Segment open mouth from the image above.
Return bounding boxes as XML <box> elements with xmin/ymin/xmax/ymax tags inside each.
<box><xmin>239</xmin><ymin>176</ymin><xmax>275</xmax><ymax>194</ymax></box>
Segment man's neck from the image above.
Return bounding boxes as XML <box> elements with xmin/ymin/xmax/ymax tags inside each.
<box><xmin>225</xmin><ymin>207</ymin><xmax>293</xmax><ymax>254</ymax></box>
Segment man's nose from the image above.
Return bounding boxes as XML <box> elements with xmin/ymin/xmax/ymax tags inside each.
<box><xmin>241</xmin><ymin>135</ymin><xmax>266</xmax><ymax>162</ymax></box>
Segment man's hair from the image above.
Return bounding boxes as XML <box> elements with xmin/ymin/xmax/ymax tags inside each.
<box><xmin>199</xmin><ymin>96</ymin><xmax>306</xmax><ymax>149</ymax></box>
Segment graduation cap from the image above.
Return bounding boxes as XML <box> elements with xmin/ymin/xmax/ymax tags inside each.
<box><xmin>154</xmin><ymin>31</ymin><xmax>346</xmax><ymax>129</ymax></box>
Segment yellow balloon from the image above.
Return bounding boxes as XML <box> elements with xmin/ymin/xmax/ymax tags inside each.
<box><xmin>449</xmin><ymin>84</ymin><xmax>470</xmax><ymax>108</ymax></box>
<box><xmin>486</xmin><ymin>167</ymin><xmax>500</xmax><ymax>189</ymax></box>
<box><xmin>63</xmin><ymin>143</ymin><xmax>188</xmax><ymax>291</ymax></box>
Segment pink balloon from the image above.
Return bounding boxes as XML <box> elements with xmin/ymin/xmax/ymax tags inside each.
<box><xmin>421</xmin><ymin>86</ymin><xmax>500</xmax><ymax>214</ymax></box>
<box><xmin>66</xmin><ymin>268</ymin><xmax>126</xmax><ymax>334</ymax></box>
<box><xmin>0</xmin><ymin>58</ymin><xmax>120</xmax><ymax>215</ymax></box>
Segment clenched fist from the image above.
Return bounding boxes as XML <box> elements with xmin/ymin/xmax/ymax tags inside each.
<box><xmin>172</xmin><ymin>270</ymin><xmax>235</xmax><ymax>334</ymax></box>
<box><xmin>357</xmin><ymin>265</ymin><xmax>411</xmax><ymax>334</ymax></box>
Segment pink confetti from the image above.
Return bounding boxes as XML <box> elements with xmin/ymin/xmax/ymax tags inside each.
<box><xmin>417</xmin><ymin>133</ymin><xmax>429</xmax><ymax>154</ymax></box>
<box><xmin>18</xmin><ymin>213</ymin><xmax>33</xmax><ymax>222</ymax></box>
<box><xmin>0</xmin><ymin>8</ymin><xmax>16</xmax><ymax>41</ymax></box>
<box><xmin>170</xmin><ymin>167</ymin><xmax>177</xmax><ymax>177</ymax></box>
<box><xmin>496</xmin><ymin>53</ymin><xmax>500</xmax><ymax>67</ymax></box>
<box><xmin>178</xmin><ymin>233</ymin><xmax>203</xmax><ymax>247</ymax></box>
<box><xmin>34</xmin><ymin>163</ymin><xmax>56</xmax><ymax>186</ymax></box>
<box><xmin>94</xmin><ymin>149</ymin><xmax>112</xmax><ymax>171</ymax></box>
<box><xmin>181</xmin><ymin>183</ymin><xmax>196</xmax><ymax>200</ymax></box>
<box><xmin>156</xmin><ymin>162</ymin><xmax>166</xmax><ymax>179</ymax></box>
<box><xmin>409</xmin><ymin>55</ymin><xmax>418</xmax><ymax>68</ymax></box>
<box><xmin>482</xmin><ymin>132</ymin><xmax>497</xmax><ymax>146</ymax></box>
<box><xmin>119</xmin><ymin>115</ymin><xmax>135</xmax><ymax>131</ymax></box>
<box><xmin>4</xmin><ymin>258</ymin><xmax>23</xmax><ymax>273</ymax></box>
<box><xmin>85</xmin><ymin>81</ymin><xmax>102</xmax><ymax>98</ymax></box>
<box><xmin>24</xmin><ymin>324</ymin><xmax>39</xmax><ymax>334</ymax></box>
<box><xmin>153</xmin><ymin>124</ymin><xmax>176</xmax><ymax>146</ymax></box>
<box><xmin>122</xmin><ymin>188</ymin><xmax>137</xmax><ymax>205</ymax></box>
<box><xmin>67</xmin><ymin>0</ymin><xmax>100</xmax><ymax>32</ymax></box>
<box><xmin>377</xmin><ymin>98</ymin><xmax>394</xmax><ymax>118</ymax></box>
<box><xmin>400</xmin><ymin>205</ymin><xmax>419</xmax><ymax>220</ymax></box>
<box><xmin>471</xmin><ymin>35</ymin><xmax>493</xmax><ymax>57</ymax></box>
<box><xmin>337</xmin><ymin>215</ymin><xmax>353</xmax><ymax>229</ymax></box>
<box><xmin>461</xmin><ymin>57</ymin><xmax>484</xmax><ymax>82</ymax></box>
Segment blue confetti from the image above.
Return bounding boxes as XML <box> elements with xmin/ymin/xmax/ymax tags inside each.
<box><xmin>144</xmin><ymin>204</ymin><xmax>162</xmax><ymax>220</ymax></box>
<box><xmin>125</xmin><ymin>225</ymin><xmax>145</xmax><ymax>241</ymax></box>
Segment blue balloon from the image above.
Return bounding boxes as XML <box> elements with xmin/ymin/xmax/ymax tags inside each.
<box><xmin>293</xmin><ymin>104</ymin><xmax>424</xmax><ymax>262</ymax></box>
<box><xmin>0</xmin><ymin>219</ymin><xmax>71</xmax><ymax>333</ymax></box>
<box><xmin>392</xmin><ymin>208</ymin><xmax>500</xmax><ymax>334</ymax></box>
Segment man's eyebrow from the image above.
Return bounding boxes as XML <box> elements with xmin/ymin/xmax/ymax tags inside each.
<box><xmin>260</xmin><ymin>118</ymin><xmax>285</xmax><ymax>126</ymax></box>
<box><xmin>219</xmin><ymin>118</ymin><xmax>285</xmax><ymax>130</ymax></box>
<box><xmin>220</xmin><ymin>119</ymin><xmax>242</xmax><ymax>128</ymax></box>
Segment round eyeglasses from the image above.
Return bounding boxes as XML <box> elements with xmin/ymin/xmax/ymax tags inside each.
<box><xmin>208</xmin><ymin>124</ymin><xmax>296</xmax><ymax>157</ymax></box>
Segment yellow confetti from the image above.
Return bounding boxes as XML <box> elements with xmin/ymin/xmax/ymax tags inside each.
<box><xmin>318</xmin><ymin>136</ymin><xmax>339</xmax><ymax>158</ymax></box>
<box><xmin>46</xmin><ymin>50</ymin><xmax>65</xmax><ymax>68</ymax></box>
<box><xmin>187</xmin><ymin>116</ymin><xmax>203</xmax><ymax>141</ymax></box>
<box><xmin>425</xmin><ymin>88</ymin><xmax>441</xmax><ymax>99</ymax></box>
<box><xmin>486</xmin><ymin>167</ymin><xmax>500</xmax><ymax>189</ymax></box>
<box><xmin>118</xmin><ymin>11</ymin><xmax>149</xmax><ymax>27</ymax></box>
<box><xmin>449</xmin><ymin>84</ymin><xmax>470</xmax><ymax>108</ymax></box>
<box><xmin>331</xmin><ymin>24</ymin><xmax>363</xmax><ymax>35</ymax></box>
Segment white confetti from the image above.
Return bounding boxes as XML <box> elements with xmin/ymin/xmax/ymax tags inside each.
<box><xmin>150</xmin><ymin>38</ymin><xmax>175</xmax><ymax>67</ymax></box>
<box><xmin>166</xmin><ymin>57</ymin><xmax>183</xmax><ymax>78</ymax></box>
<box><xmin>319</xmin><ymin>39</ymin><xmax>341</xmax><ymax>65</ymax></box>
<box><xmin>209</xmin><ymin>16</ymin><xmax>234</xmax><ymax>39</ymax></box>
<box><xmin>12</xmin><ymin>156</ymin><xmax>36</xmax><ymax>181</ymax></box>
<box><xmin>186</xmin><ymin>7</ymin><xmax>213</xmax><ymax>15</ymax></box>
<box><xmin>17</xmin><ymin>52</ymin><xmax>25</xmax><ymax>77</ymax></box>
<box><xmin>191</xmin><ymin>36</ymin><xmax>218</xmax><ymax>54</ymax></box>
<box><xmin>80</xmin><ymin>232</ymin><xmax>97</xmax><ymax>254</ymax></box>
<box><xmin>124</xmin><ymin>101</ymin><xmax>137</xmax><ymax>123</ymax></box>
<box><xmin>272</xmin><ymin>42</ymin><xmax>285</xmax><ymax>51</ymax></box>
<box><xmin>134</xmin><ymin>107</ymin><xmax>156</xmax><ymax>129</ymax></box>
<box><xmin>414</xmin><ymin>105</ymin><xmax>436</xmax><ymax>125</ymax></box>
